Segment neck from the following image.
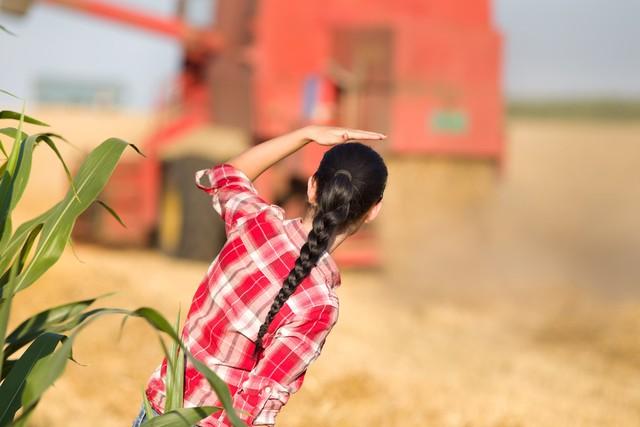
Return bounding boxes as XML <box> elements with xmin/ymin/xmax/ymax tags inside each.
<box><xmin>300</xmin><ymin>213</ymin><xmax>350</xmax><ymax>254</ymax></box>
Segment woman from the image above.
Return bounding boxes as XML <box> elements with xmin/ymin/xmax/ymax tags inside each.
<box><xmin>134</xmin><ymin>125</ymin><xmax>388</xmax><ymax>426</ymax></box>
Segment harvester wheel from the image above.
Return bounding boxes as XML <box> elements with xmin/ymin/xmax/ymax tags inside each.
<box><xmin>158</xmin><ymin>157</ymin><xmax>226</xmax><ymax>261</ymax></box>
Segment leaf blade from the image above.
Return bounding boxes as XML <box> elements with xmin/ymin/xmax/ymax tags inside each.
<box><xmin>13</xmin><ymin>138</ymin><xmax>138</xmax><ymax>291</ymax></box>
<box><xmin>97</xmin><ymin>200</ymin><xmax>127</xmax><ymax>228</ymax></box>
<box><xmin>140</xmin><ymin>406</ymin><xmax>220</xmax><ymax>427</ymax></box>
<box><xmin>3</xmin><ymin>296</ymin><xmax>97</xmax><ymax>357</ymax></box>
<box><xmin>0</xmin><ymin>111</ymin><xmax>48</xmax><ymax>127</ymax></box>
<box><xmin>0</xmin><ymin>260</ymin><xmax>19</xmax><ymax>379</ymax></box>
<box><xmin>0</xmin><ymin>25</ymin><xmax>16</xmax><ymax>36</ymax></box>
<box><xmin>0</xmin><ymin>332</ymin><xmax>64</xmax><ymax>425</ymax></box>
<box><xmin>129</xmin><ymin>307</ymin><xmax>246</xmax><ymax>427</ymax></box>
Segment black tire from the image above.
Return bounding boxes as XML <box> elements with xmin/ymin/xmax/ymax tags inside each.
<box><xmin>158</xmin><ymin>157</ymin><xmax>226</xmax><ymax>261</ymax></box>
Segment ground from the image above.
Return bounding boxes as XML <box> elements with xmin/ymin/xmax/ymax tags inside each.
<box><xmin>8</xmin><ymin>116</ymin><xmax>640</xmax><ymax>426</ymax></box>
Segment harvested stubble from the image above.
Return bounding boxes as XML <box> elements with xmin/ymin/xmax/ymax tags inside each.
<box><xmin>9</xmin><ymin>116</ymin><xmax>640</xmax><ymax>426</ymax></box>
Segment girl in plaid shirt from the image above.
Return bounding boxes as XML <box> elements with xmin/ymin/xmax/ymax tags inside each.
<box><xmin>134</xmin><ymin>125</ymin><xmax>388</xmax><ymax>426</ymax></box>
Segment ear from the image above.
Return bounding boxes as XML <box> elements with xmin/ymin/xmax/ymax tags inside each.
<box><xmin>307</xmin><ymin>175</ymin><xmax>317</xmax><ymax>205</ymax></box>
<box><xmin>364</xmin><ymin>199</ymin><xmax>383</xmax><ymax>223</ymax></box>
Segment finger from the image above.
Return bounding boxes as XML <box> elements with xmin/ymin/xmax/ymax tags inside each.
<box><xmin>343</xmin><ymin>129</ymin><xmax>387</xmax><ymax>140</ymax></box>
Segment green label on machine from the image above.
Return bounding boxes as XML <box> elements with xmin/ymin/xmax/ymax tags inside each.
<box><xmin>429</xmin><ymin>110</ymin><xmax>469</xmax><ymax>134</ymax></box>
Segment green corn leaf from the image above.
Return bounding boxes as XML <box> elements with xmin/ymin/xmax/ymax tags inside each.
<box><xmin>0</xmin><ymin>222</ymin><xmax>42</xmax><ymax>293</ymax></box>
<box><xmin>35</xmin><ymin>132</ymin><xmax>67</xmax><ymax>143</ymax></box>
<box><xmin>4</xmin><ymin>307</ymin><xmax>114</xmax><ymax>360</ymax></box>
<box><xmin>128</xmin><ymin>308</ymin><xmax>246</xmax><ymax>427</ymax></box>
<box><xmin>0</xmin><ymin>127</ymin><xmax>76</xmax><ymax>152</ymax></box>
<box><xmin>0</xmin><ymin>111</ymin><xmax>48</xmax><ymax>127</ymax></box>
<box><xmin>0</xmin><ymin>127</ymin><xmax>26</xmax><ymax>140</ymax></box>
<box><xmin>165</xmin><ymin>309</ymin><xmax>183</xmax><ymax>411</ymax></box>
<box><xmin>0</xmin><ymin>207</ymin><xmax>53</xmax><ymax>280</ymax></box>
<box><xmin>6</xmin><ymin>297</ymin><xmax>97</xmax><ymax>343</ymax></box>
<box><xmin>14</xmin><ymin>223</ymin><xmax>42</xmax><ymax>275</ymax></box>
<box><xmin>0</xmin><ymin>25</ymin><xmax>16</xmax><ymax>36</ymax></box>
<box><xmin>143</xmin><ymin>390</ymin><xmax>156</xmax><ymax>419</ymax></box>
<box><xmin>13</xmin><ymin>138</ymin><xmax>141</xmax><ymax>292</ymax></box>
<box><xmin>5</xmin><ymin>134</ymin><xmax>37</xmax><ymax>214</ymax></box>
<box><xmin>17</xmin><ymin>334</ymin><xmax>75</xmax><ymax>424</ymax></box>
<box><xmin>174</xmin><ymin>346</ymin><xmax>185</xmax><ymax>409</ymax></box>
<box><xmin>128</xmin><ymin>142</ymin><xmax>146</xmax><ymax>157</ymax></box>
<box><xmin>0</xmin><ymin>127</ymin><xmax>15</xmax><ymax>175</ymax></box>
<box><xmin>0</xmin><ymin>130</ymin><xmax>49</xmax><ymax>266</ymax></box>
<box><xmin>0</xmin><ymin>129</ymin><xmax>65</xmax><ymax>145</ymax></box>
<box><xmin>96</xmin><ymin>200</ymin><xmax>126</xmax><ymax>228</ymax></box>
<box><xmin>174</xmin><ymin>309</ymin><xmax>185</xmax><ymax>409</ymax></box>
<box><xmin>14</xmin><ymin>308</ymin><xmax>140</xmax><ymax>424</ymax></box>
<box><xmin>158</xmin><ymin>334</ymin><xmax>174</xmax><ymax>396</ymax></box>
<box><xmin>0</xmin><ymin>124</ymin><xmax>23</xmax><ymax>256</ymax></box>
<box><xmin>0</xmin><ymin>332</ymin><xmax>65</xmax><ymax>425</ymax></box>
<box><xmin>3</xmin><ymin>296</ymin><xmax>97</xmax><ymax>357</ymax></box>
<box><xmin>164</xmin><ymin>344</ymin><xmax>177</xmax><ymax>410</ymax></box>
<box><xmin>0</xmin><ymin>129</ymin><xmax>78</xmax><ymax>200</ymax></box>
<box><xmin>2</xmin><ymin>106</ymin><xmax>25</xmax><ymax>176</ymax></box>
<box><xmin>0</xmin><ymin>107</ymin><xmax>26</xmax><ymax>249</ymax></box>
<box><xmin>183</xmin><ymin>352</ymin><xmax>246</xmax><ymax>427</ymax></box>
<box><xmin>33</xmin><ymin>133</ymin><xmax>72</xmax><ymax>169</ymax></box>
<box><xmin>35</xmin><ymin>133</ymin><xmax>79</xmax><ymax>201</ymax></box>
<box><xmin>0</xmin><ymin>216</ymin><xmax>12</xmax><ymax>257</ymax></box>
<box><xmin>15</xmin><ymin>308</ymin><xmax>130</xmax><ymax>425</ymax></box>
<box><xmin>0</xmin><ymin>261</ymin><xmax>19</xmax><ymax>378</ymax></box>
<box><xmin>0</xmin><ymin>305</ymin><xmax>245</xmax><ymax>426</ymax></box>
<box><xmin>6</xmin><ymin>309</ymin><xmax>122</xmax><ymax>426</ymax></box>
<box><xmin>0</xmin><ymin>127</ymin><xmax>25</xmax><ymax>179</ymax></box>
<box><xmin>140</xmin><ymin>406</ymin><xmax>220</xmax><ymax>427</ymax></box>
<box><xmin>130</xmin><ymin>307</ymin><xmax>176</xmax><ymax>337</ymax></box>
<box><xmin>0</xmin><ymin>89</ymin><xmax>18</xmax><ymax>99</ymax></box>
<box><xmin>5</xmin><ymin>306</ymin><xmax>121</xmax><ymax>361</ymax></box>
<box><xmin>1</xmin><ymin>359</ymin><xmax>15</xmax><ymax>379</ymax></box>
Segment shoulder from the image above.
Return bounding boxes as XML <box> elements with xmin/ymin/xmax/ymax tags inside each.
<box><xmin>286</xmin><ymin>278</ymin><xmax>339</xmax><ymax>325</ymax></box>
<box><xmin>227</xmin><ymin>199</ymin><xmax>288</xmax><ymax>239</ymax></box>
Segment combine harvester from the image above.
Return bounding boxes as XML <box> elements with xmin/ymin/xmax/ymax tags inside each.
<box><xmin>3</xmin><ymin>0</ymin><xmax>503</xmax><ymax>271</ymax></box>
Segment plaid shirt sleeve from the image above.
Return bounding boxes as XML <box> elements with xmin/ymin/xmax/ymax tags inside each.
<box><xmin>195</xmin><ymin>163</ymin><xmax>278</xmax><ymax>235</ymax></box>
<box><xmin>219</xmin><ymin>304</ymin><xmax>339</xmax><ymax>426</ymax></box>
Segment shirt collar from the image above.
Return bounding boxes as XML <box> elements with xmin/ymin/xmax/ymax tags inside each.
<box><xmin>283</xmin><ymin>217</ymin><xmax>341</xmax><ymax>289</ymax></box>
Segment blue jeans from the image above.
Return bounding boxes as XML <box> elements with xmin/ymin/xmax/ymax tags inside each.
<box><xmin>131</xmin><ymin>403</ymin><xmax>161</xmax><ymax>427</ymax></box>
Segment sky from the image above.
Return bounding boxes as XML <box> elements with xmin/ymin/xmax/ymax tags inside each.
<box><xmin>0</xmin><ymin>0</ymin><xmax>181</xmax><ymax>109</ymax></box>
<box><xmin>494</xmin><ymin>0</ymin><xmax>640</xmax><ymax>99</ymax></box>
<box><xmin>1</xmin><ymin>0</ymin><xmax>639</xmax><ymax>110</ymax></box>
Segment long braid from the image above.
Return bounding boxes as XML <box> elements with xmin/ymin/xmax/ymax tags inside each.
<box><xmin>253</xmin><ymin>172</ymin><xmax>354</xmax><ymax>358</ymax></box>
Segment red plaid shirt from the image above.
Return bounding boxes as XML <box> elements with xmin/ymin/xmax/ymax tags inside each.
<box><xmin>145</xmin><ymin>163</ymin><xmax>341</xmax><ymax>426</ymax></box>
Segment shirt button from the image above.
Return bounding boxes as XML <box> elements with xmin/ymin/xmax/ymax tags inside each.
<box><xmin>264</xmin><ymin>387</ymin><xmax>271</xmax><ymax>394</ymax></box>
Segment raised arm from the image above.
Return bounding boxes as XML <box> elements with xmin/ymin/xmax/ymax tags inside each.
<box><xmin>226</xmin><ymin>125</ymin><xmax>386</xmax><ymax>182</ymax></box>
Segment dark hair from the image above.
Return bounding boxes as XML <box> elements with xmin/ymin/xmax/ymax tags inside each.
<box><xmin>253</xmin><ymin>142</ymin><xmax>388</xmax><ymax>357</ymax></box>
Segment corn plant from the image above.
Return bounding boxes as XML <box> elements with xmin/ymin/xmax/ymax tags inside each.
<box><xmin>0</xmin><ymin>93</ymin><xmax>246</xmax><ymax>425</ymax></box>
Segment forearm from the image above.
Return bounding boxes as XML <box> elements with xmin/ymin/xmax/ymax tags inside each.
<box><xmin>226</xmin><ymin>127</ymin><xmax>311</xmax><ymax>182</ymax></box>
<box><xmin>224</xmin><ymin>125</ymin><xmax>385</xmax><ymax>181</ymax></box>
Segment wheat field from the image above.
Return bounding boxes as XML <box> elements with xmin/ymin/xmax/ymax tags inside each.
<box><xmin>9</xmin><ymin>113</ymin><xmax>640</xmax><ymax>426</ymax></box>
